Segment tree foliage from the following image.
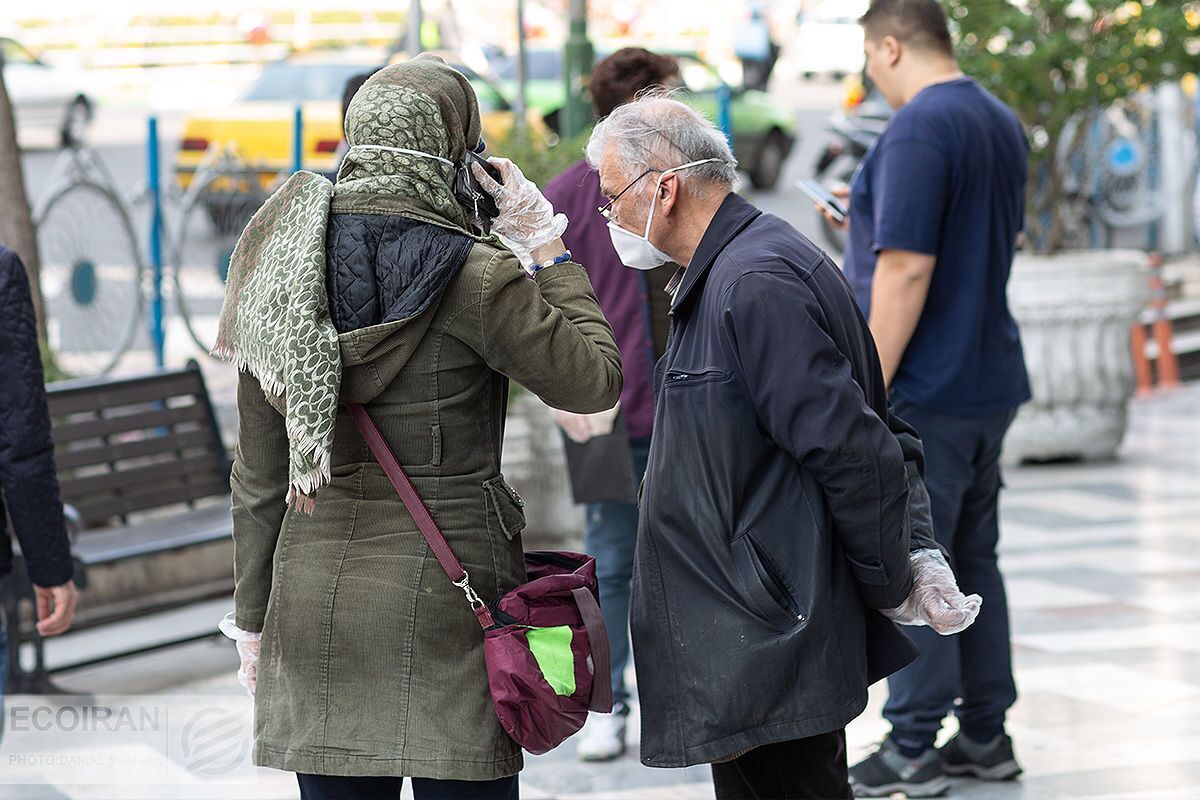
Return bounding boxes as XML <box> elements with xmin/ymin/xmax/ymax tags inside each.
<box><xmin>944</xmin><ymin>0</ymin><xmax>1200</xmax><ymax>252</ymax></box>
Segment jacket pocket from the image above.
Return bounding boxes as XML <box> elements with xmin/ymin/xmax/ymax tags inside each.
<box><xmin>664</xmin><ymin>367</ymin><xmax>731</xmax><ymax>387</ymax></box>
<box><xmin>733</xmin><ymin>531</ymin><xmax>806</xmax><ymax>631</ymax></box>
<box><xmin>483</xmin><ymin>474</ymin><xmax>527</xmax><ymax>541</ymax></box>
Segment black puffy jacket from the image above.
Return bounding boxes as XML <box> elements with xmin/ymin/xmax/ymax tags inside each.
<box><xmin>631</xmin><ymin>194</ymin><xmax>938</xmax><ymax>767</ymax></box>
<box><xmin>0</xmin><ymin>246</ymin><xmax>73</xmax><ymax>587</ymax></box>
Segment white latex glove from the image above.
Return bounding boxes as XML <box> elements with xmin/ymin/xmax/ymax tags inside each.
<box><xmin>881</xmin><ymin>549</ymin><xmax>982</xmax><ymax>635</ymax></box>
<box><xmin>470</xmin><ymin>156</ymin><xmax>568</xmax><ymax>267</ymax></box>
<box><xmin>552</xmin><ymin>403</ymin><xmax>620</xmax><ymax>444</ymax></box>
<box><xmin>219</xmin><ymin>611</ymin><xmax>263</xmax><ymax>698</ymax></box>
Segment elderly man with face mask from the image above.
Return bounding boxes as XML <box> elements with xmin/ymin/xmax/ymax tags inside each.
<box><xmin>587</xmin><ymin>95</ymin><xmax>982</xmax><ymax>800</ymax></box>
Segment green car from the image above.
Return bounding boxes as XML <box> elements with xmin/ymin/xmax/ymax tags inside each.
<box><xmin>491</xmin><ymin>49</ymin><xmax>797</xmax><ymax>189</ymax></box>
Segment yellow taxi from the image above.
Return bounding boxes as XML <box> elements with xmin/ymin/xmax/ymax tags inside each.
<box><xmin>174</xmin><ymin>51</ymin><xmax>543</xmax><ymax>193</ymax></box>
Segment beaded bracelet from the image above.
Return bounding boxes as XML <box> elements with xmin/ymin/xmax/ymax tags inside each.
<box><xmin>530</xmin><ymin>249</ymin><xmax>573</xmax><ymax>275</ymax></box>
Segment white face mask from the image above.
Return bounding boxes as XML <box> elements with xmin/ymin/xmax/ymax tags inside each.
<box><xmin>608</xmin><ymin>220</ymin><xmax>673</xmax><ymax>271</ymax></box>
<box><xmin>338</xmin><ymin>144</ymin><xmax>454</xmax><ymax>180</ymax></box>
<box><xmin>606</xmin><ymin>158</ymin><xmax>725</xmax><ymax>271</ymax></box>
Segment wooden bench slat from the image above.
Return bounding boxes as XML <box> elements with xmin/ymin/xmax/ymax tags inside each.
<box><xmin>59</xmin><ymin>451</ymin><xmax>225</xmax><ymax>499</ymax></box>
<box><xmin>54</xmin><ymin>429</ymin><xmax>218</xmax><ymax>471</ymax></box>
<box><xmin>52</xmin><ymin>403</ymin><xmax>209</xmax><ymax>445</ymax></box>
<box><xmin>48</xmin><ymin>372</ymin><xmax>206</xmax><ymax>416</ymax></box>
<box><xmin>72</xmin><ymin>477</ymin><xmax>232</xmax><ymax>522</ymax></box>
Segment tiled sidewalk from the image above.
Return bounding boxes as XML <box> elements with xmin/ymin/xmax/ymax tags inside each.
<box><xmin>2</xmin><ymin>385</ymin><xmax>1198</xmax><ymax>799</ymax></box>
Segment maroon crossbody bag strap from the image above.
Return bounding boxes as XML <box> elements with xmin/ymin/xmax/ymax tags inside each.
<box><xmin>571</xmin><ymin>586</ymin><xmax>614</xmax><ymax>713</ymax></box>
<box><xmin>348</xmin><ymin>403</ymin><xmax>495</xmax><ymax>629</ymax></box>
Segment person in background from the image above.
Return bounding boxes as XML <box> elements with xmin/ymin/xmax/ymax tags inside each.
<box><xmin>0</xmin><ymin>244</ymin><xmax>79</xmax><ymax>742</ymax></box>
<box><xmin>541</xmin><ymin>47</ymin><xmax>682</xmax><ymax>763</ymax></box>
<box><xmin>821</xmin><ymin>1</ymin><xmax>1031</xmax><ymax>795</ymax></box>
<box><xmin>589</xmin><ymin>94</ymin><xmax>981</xmax><ymax>800</ymax></box>
<box><xmin>733</xmin><ymin>1</ymin><xmax>780</xmax><ymax>92</ymax></box>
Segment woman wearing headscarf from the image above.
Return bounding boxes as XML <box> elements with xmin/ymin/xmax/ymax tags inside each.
<box><xmin>214</xmin><ymin>55</ymin><xmax>621</xmax><ymax>800</ymax></box>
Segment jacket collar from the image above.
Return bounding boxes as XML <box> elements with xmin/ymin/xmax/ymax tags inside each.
<box><xmin>670</xmin><ymin>192</ymin><xmax>761</xmax><ymax>315</ymax></box>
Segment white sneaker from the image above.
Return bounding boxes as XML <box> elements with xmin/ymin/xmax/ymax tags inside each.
<box><xmin>576</xmin><ymin>711</ymin><xmax>628</xmax><ymax>762</ymax></box>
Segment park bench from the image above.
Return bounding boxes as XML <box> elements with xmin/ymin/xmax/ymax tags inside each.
<box><xmin>1</xmin><ymin>361</ymin><xmax>233</xmax><ymax>693</ymax></box>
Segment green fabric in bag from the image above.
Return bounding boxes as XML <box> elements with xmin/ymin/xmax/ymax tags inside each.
<box><xmin>525</xmin><ymin>626</ymin><xmax>576</xmax><ymax>697</ymax></box>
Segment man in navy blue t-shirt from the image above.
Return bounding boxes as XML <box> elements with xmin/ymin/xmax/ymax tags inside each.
<box><xmin>829</xmin><ymin>1</ymin><xmax>1031</xmax><ymax>795</ymax></box>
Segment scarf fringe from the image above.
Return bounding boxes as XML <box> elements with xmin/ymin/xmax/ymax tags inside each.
<box><xmin>214</xmin><ymin>342</ymin><xmax>335</xmax><ymax>512</ymax></box>
<box><xmin>285</xmin><ymin>418</ymin><xmax>333</xmax><ymax>505</ymax></box>
<box><xmin>211</xmin><ymin>344</ymin><xmax>289</xmax><ymax>399</ymax></box>
<box><xmin>286</xmin><ymin>482</ymin><xmax>321</xmax><ymax>516</ymax></box>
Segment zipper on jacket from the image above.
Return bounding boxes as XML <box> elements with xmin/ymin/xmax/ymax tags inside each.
<box><xmin>665</xmin><ymin>368</ymin><xmax>729</xmax><ymax>385</ymax></box>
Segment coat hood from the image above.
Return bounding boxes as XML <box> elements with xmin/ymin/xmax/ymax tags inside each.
<box><xmin>327</xmin><ymin>212</ymin><xmax>474</xmax><ymax>404</ymax></box>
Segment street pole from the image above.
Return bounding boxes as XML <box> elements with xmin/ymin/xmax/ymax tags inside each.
<box><xmin>146</xmin><ymin>116</ymin><xmax>165</xmax><ymax>368</ymax></box>
<box><xmin>560</xmin><ymin>0</ymin><xmax>593</xmax><ymax>139</ymax></box>
<box><xmin>408</xmin><ymin>0</ymin><xmax>423</xmax><ymax>57</ymax></box>
<box><xmin>514</xmin><ymin>0</ymin><xmax>528</xmax><ymax>136</ymax></box>
<box><xmin>292</xmin><ymin>105</ymin><xmax>304</xmax><ymax>174</ymax></box>
<box><xmin>717</xmin><ymin>84</ymin><xmax>734</xmax><ymax>148</ymax></box>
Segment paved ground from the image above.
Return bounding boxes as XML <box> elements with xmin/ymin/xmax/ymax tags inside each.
<box><xmin>3</xmin><ymin>383</ymin><xmax>1197</xmax><ymax>799</ymax></box>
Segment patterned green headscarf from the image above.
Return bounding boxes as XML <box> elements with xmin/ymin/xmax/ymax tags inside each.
<box><xmin>335</xmin><ymin>55</ymin><xmax>481</xmax><ymax>229</ymax></box>
<box><xmin>214</xmin><ymin>54</ymin><xmax>484</xmax><ymax>513</ymax></box>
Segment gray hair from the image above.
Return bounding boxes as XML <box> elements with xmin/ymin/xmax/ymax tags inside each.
<box><xmin>585</xmin><ymin>93</ymin><xmax>739</xmax><ymax>194</ymax></box>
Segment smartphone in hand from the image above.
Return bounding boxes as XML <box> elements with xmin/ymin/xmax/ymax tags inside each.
<box><xmin>796</xmin><ymin>179</ymin><xmax>847</xmax><ymax>223</ymax></box>
<box><xmin>455</xmin><ymin>151</ymin><xmax>504</xmax><ymax>233</ymax></box>
<box><xmin>469</xmin><ymin>150</ymin><xmax>503</xmax><ymax>184</ymax></box>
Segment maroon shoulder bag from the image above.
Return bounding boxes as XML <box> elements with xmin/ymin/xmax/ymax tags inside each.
<box><xmin>349</xmin><ymin>404</ymin><xmax>613</xmax><ymax>755</ymax></box>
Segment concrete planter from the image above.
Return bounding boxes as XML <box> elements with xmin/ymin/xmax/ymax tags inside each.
<box><xmin>1004</xmin><ymin>249</ymin><xmax>1148</xmax><ymax>464</ymax></box>
<box><xmin>501</xmin><ymin>392</ymin><xmax>583</xmax><ymax>549</ymax></box>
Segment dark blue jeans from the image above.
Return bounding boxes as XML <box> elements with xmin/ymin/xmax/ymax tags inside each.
<box><xmin>883</xmin><ymin>399</ymin><xmax>1019</xmax><ymax>749</ymax></box>
<box><xmin>583</xmin><ymin>436</ymin><xmax>651</xmax><ymax>713</ymax></box>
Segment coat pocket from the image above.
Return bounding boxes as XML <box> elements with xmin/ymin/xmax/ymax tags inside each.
<box><xmin>484</xmin><ymin>474</ymin><xmax>527</xmax><ymax>541</ymax></box>
<box><xmin>732</xmin><ymin>531</ymin><xmax>806</xmax><ymax>631</ymax></box>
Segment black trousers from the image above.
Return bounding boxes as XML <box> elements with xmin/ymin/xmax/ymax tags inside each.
<box><xmin>296</xmin><ymin>773</ymin><xmax>519</xmax><ymax>800</ymax></box>
<box><xmin>710</xmin><ymin>729</ymin><xmax>852</xmax><ymax>800</ymax></box>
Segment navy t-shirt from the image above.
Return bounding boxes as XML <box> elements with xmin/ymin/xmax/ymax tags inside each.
<box><xmin>843</xmin><ymin>76</ymin><xmax>1031</xmax><ymax>415</ymax></box>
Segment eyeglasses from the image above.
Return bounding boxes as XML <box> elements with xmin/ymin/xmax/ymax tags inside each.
<box><xmin>597</xmin><ymin>168</ymin><xmax>660</xmax><ymax>222</ymax></box>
